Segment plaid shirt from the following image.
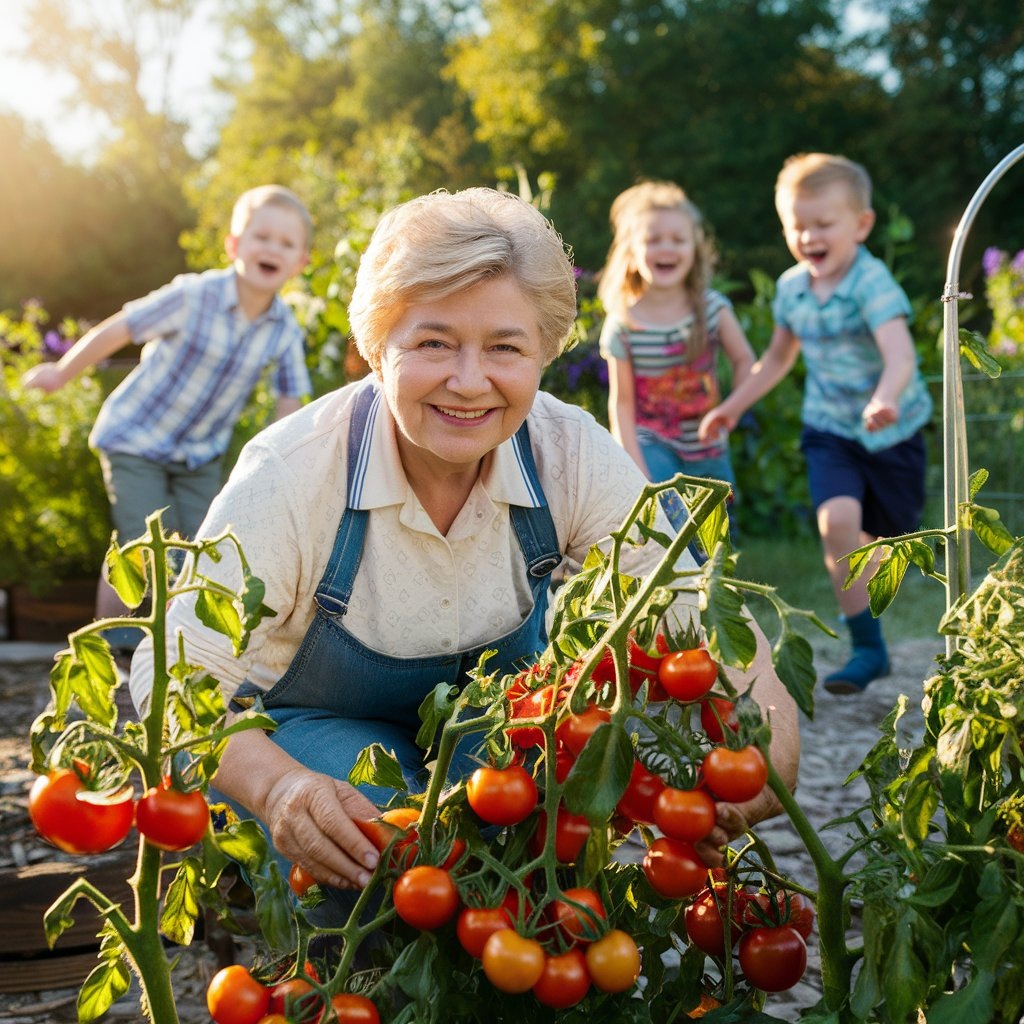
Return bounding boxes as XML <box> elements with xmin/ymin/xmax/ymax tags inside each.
<box><xmin>90</xmin><ymin>268</ymin><xmax>311</xmax><ymax>468</ymax></box>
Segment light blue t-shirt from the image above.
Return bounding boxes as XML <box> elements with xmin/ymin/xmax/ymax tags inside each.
<box><xmin>772</xmin><ymin>246</ymin><xmax>932</xmax><ymax>452</ymax></box>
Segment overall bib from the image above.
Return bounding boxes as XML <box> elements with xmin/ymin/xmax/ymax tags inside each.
<box><xmin>223</xmin><ymin>381</ymin><xmax>562</xmax><ymax>919</ymax></box>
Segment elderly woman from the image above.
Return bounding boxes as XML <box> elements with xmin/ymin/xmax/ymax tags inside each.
<box><xmin>130</xmin><ymin>187</ymin><xmax>798</xmax><ymax>913</ymax></box>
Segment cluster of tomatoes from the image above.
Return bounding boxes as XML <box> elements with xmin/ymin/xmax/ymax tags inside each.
<box><xmin>207</xmin><ymin>962</ymin><xmax>380</xmax><ymax>1023</ymax></box>
<box><xmin>684</xmin><ymin>868</ymin><xmax>814</xmax><ymax>993</ymax></box>
<box><xmin>27</xmin><ymin>765</ymin><xmax>211</xmax><ymax>855</ymax></box>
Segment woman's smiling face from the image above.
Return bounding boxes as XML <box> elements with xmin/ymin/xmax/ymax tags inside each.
<box><xmin>378</xmin><ymin>275</ymin><xmax>547</xmax><ymax>480</ymax></box>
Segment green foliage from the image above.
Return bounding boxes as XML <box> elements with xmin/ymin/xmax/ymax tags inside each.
<box><xmin>0</xmin><ymin>304</ymin><xmax>111</xmax><ymax>593</ymax></box>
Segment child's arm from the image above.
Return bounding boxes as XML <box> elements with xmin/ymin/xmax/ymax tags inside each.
<box><xmin>862</xmin><ymin>316</ymin><xmax>916</xmax><ymax>432</ymax></box>
<box><xmin>273</xmin><ymin>396</ymin><xmax>303</xmax><ymax>421</ymax></box>
<box><xmin>716</xmin><ymin>307</ymin><xmax>756</xmax><ymax>389</ymax></box>
<box><xmin>606</xmin><ymin>355</ymin><xmax>649</xmax><ymax>475</ymax></box>
<box><xmin>21</xmin><ymin>311</ymin><xmax>132</xmax><ymax>393</ymax></box>
<box><xmin>698</xmin><ymin>324</ymin><xmax>800</xmax><ymax>441</ymax></box>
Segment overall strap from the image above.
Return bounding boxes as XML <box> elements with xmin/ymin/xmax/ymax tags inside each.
<box><xmin>313</xmin><ymin>380</ymin><xmax>378</xmax><ymax>617</ymax></box>
<box><xmin>509</xmin><ymin>420</ymin><xmax>562</xmax><ymax>580</ymax></box>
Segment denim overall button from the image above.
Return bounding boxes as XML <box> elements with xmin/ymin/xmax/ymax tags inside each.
<box><xmin>440</xmin><ymin>598</ymin><xmax>451</xmax><ymax>609</ymax></box>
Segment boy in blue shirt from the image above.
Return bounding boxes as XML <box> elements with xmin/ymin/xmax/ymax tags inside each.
<box><xmin>700</xmin><ymin>153</ymin><xmax>932</xmax><ymax>694</ymax></box>
<box><xmin>22</xmin><ymin>184</ymin><xmax>313</xmax><ymax>649</ymax></box>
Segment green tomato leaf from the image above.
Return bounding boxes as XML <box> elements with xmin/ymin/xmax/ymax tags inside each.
<box><xmin>160</xmin><ymin>857</ymin><xmax>203</xmax><ymax>947</ymax></box>
<box><xmin>771</xmin><ymin>629</ymin><xmax>816</xmax><ymax>718</ymax></box>
<box><xmin>415</xmin><ymin>683</ymin><xmax>460</xmax><ymax>752</ymax></box>
<box><xmin>105</xmin><ymin>540</ymin><xmax>147</xmax><ymax>608</ymax></box>
<box><xmin>965</xmin><ymin>502</ymin><xmax>1015</xmax><ymax>557</ymax></box>
<box><xmin>900</xmin><ymin>771</ymin><xmax>939</xmax><ymax>848</ymax></box>
<box><xmin>880</xmin><ymin>910</ymin><xmax>929</xmax><ymax>1024</ymax></box>
<box><xmin>195</xmin><ymin>589</ymin><xmax>244</xmax><ymax>653</ymax></box>
<box><xmin>959</xmin><ymin>327</ymin><xmax>1003</xmax><ymax>378</ymax></box>
<box><xmin>348</xmin><ymin>742</ymin><xmax>408</xmax><ymax>792</ymax></box>
<box><xmin>703</xmin><ymin>578</ymin><xmax>757</xmax><ymax>668</ymax></box>
<box><xmin>563</xmin><ymin>722</ymin><xmax>634</xmax><ymax>824</ymax></box>
<box><xmin>214</xmin><ymin>817</ymin><xmax>272</xmax><ymax>875</ymax></box>
<box><xmin>925</xmin><ymin>972</ymin><xmax>995</xmax><ymax>1024</ymax></box>
<box><xmin>866</xmin><ymin>547</ymin><xmax>909</xmax><ymax>616</ymax></box>
<box><xmin>77</xmin><ymin>958</ymin><xmax>132</xmax><ymax>1022</ymax></box>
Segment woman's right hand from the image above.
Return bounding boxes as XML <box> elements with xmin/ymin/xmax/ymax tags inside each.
<box><xmin>262</xmin><ymin>767</ymin><xmax>382</xmax><ymax>889</ymax></box>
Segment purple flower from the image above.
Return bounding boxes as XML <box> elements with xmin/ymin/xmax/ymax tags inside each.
<box><xmin>43</xmin><ymin>330</ymin><xmax>73</xmax><ymax>355</ymax></box>
<box><xmin>1012</xmin><ymin>249</ymin><xmax>1024</xmax><ymax>273</ymax></box>
<box><xmin>983</xmin><ymin>247</ymin><xmax>1005</xmax><ymax>277</ymax></box>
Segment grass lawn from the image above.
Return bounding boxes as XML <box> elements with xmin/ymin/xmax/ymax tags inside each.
<box><xmin>732</xmin><ymin>531</ymin><xmax>950</xmax><ymax>654</ymax></box>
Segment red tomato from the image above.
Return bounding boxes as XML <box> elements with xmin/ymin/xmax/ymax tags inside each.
<box><xmin>642</xmin><ymin>837</ymin><xmax>709</xmax><ymax>899</ymax></box>
<box><xmin>324</xmin><ymin>993</ymin><xmax>380</xmax><ymax>1023</ymax></box>
<box><xmin>627</xmin><ymin>634</ymin><xmax>666</xmax><ymax>696</ymax></box>
<box><xmin>288</xmin><ymin>863</ymin><xmax>318</xmax><ymax>897</ymax></box>
<box><xmin>268</xmin><ymin>978</ymin><xmax>320</xmax><ymax>1022</ymax></box>
<box><xmin>28</xmin><ymin>768</ymin><xmax>134</xmax><ymax>855</ymax></box>
<box><xmin>700</xmin><ymin>697</ymin><xmax>738</xmax><ymax>742</ymax></box>
<box><xmin>702</xmin><ymin>745</ymin><xmax>768</xmax><ymax>803</ymax></box>
<box><xmin>657</xmin><ymin>648</ymin><xmax>718</xmax><ymax>702</ymax></box>
<box><xmin>482</xmin><ymin>930</ymin><xmax>546</xmax><ymax>993</ymax></box>
<box><xmin>530</xmin><ymin>806</ymin><xmax>591</xmax><ymax>863</ymax></box>
<box><xmin>466</xmin><ymin>764</ymin><xmax>538</xmax><ymax>826</ymax></box>
<box><xmin>353</xmin><ymin>816</ymin><xmax>403</xmax><ymax>852</ymax></box>
<box><xmin>738</xmin><ymin>925</ymin><xmax>808</xmax><ymax>992</ymax></box>
<box><xmin>684</xmin><ymin>885</ymin><xmax>745</xmax><ymax>958</ymax></box>
<box><xmin>257</xmin><ymin>1016</ymin><xmax>289</xmax><ymax>1024</ymax></box>
<box><xmin>585</xmin><ymin>929</ymin><xmax>641</xmax><ymax>993</ymax></box>
<box><xmin>556</xmin><ymin>704</ymin><xmax>611</xmax><ymax>757</ymax></box>
<box><xmin>554</xmin><ymin>745</ymin><xmax>576</xmax><ymax>783</ymax></box>
<box><xmin>135</xmin><ymin>781</ymin><xmax>209</xmax><ymax>851</ymax></box>
<box><xmin>653</xmin><ymin>786</ymin><xmax>717</xmax><ymax>843</ymax></box>
<box><xmin>393</xmin><ymin>865</ymin><xmax>459</xmax><ymax>930</ymax></box>
<box><xmin>207</xmin><ymin>964</ymin><xmax>270</xmax><ymax>1024</ymax></box>
<box><xmin>457</xmin><ymin>905</ymin><xmax>513</xmax><ymax>958</ymax></box>
<box><xmin>532</xmin><ymin>948</ymin><xmax>591</xmax><ymax>1008</ymax></box>
<box><xmin>551</xmin><ymin>886</ymin><xmax>607</xmax><ymax>945</ymax></box>
<box><xmin>743</xmin><ymin>890</ymin><xmax>816</xmax><ymax>940</ymax></box>
<box><xmin>615</xmin><ymin>760</ymin><xmax>666</xmax><ymax>824</ymax></box>
<box><xmin>507</xmin><ymin>683</ymin><xmax>560</xmax><ymax>749</ymax></box>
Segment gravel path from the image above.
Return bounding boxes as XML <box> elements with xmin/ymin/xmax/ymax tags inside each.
<box><xmin>0</xmin><ymin>637</ymin><xmax>944</xmax><ymax>1021</ymax></box>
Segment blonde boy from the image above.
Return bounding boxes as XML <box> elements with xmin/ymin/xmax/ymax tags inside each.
<box><xmin>700</xmin><ymin>153</ymin><xmax>932</xmax><ymax>694</ymax></box>
<box><xmin>22</xmin><ymin>185</ymin><xmax>313</xmax><ymax>650</ymax></box>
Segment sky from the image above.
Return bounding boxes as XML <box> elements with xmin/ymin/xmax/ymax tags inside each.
<box><xmin>0</xmin><ymin>0</ymin><xmax>231</xmax><ymax>160</ymax></box>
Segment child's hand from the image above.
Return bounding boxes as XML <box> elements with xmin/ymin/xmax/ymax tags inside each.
<box><xmin>21</xmin><ymin>364</ymin><xmax>67</xmax><ymax>393</ymax></box>
<box><xmin>698</xmin><ymin>407</ymin><xmax>735</xmax><ymax>443</ymax></box>
<box><xmin>862</xmin><ymin>396</ymin><xmax>898</xmax><ymax>432</ymax></box>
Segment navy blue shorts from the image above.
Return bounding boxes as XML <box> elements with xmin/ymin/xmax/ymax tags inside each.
<box><xmin>800</xmin><ymin>426</ymin><xmax>927</xmax><ymax>538</ymax></box>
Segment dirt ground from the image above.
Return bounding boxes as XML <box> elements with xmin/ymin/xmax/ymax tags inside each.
<box><xmin>0</xmin><ymin>637</ymin><xmax>946</xmax><ymax>1022</ymax></box>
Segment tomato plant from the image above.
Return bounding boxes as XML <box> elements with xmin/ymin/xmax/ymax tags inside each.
<box><xmin>653</xmin><ymin>785</ymin><xmax>717</xmax><ymax>843</ymax></box>
<box><xmin>584</xmin><ymin>929</ymin><xmax>641</xmax><ymax>993</ymax></box>
<box><xmin>657</xmin><ymin>648</ymin><xmax>718</xmax><ymax>702</ymax></box>
<box><xmin>642</xmin><ymin>837</ymin><xmax>709</xmax><ymax>899</ymax></box>
<box><xmin>393</xmin><ymin>865</ymin><xmax>459</xmax><ymax>930</ymax></box>
<box><xmin>135</xmin><ymin>780</ymin><xmax>209</xmax><ymax>851</ymax></box>
<box><xmin>744</xmin><ymin>889</ymin><xmax>816</xmax><ymax>940</ymax></box>
<box><xmin>28</xmin><ymin>768</ymin><xmax>134</xmax><ymax>855</ymax></box>
<box><xmin>481</xmin><ymin>929</ymin><xmax>546</xmax><ymax>993</ymax></box>
<box><xmin>684</xmin><ymin>884</ymin><xmax>746</xmax><ymax>958</ymax></box>
<box><xmin>207</xmin><ymin>965</ymin><xmax>271</xmax><ymax>1024</ymax></box>
<box><xmin>532</xmin><ymin>948</ymin><xmax>591</xmax><ymax>1008</ymax></box>
<box><xmin>738</xmin><ymin>924</ymin><xmax>808</xmax><ymax>992</ymax></box>
<box><xmin>701</xmin><ymin>745</ymin><xmax>768</xmax><ymax>803</ymax></box>
<box><xmin>466</xmin><ymin>764</ymin><xmax>538</xmax><ymax>825</ymax></box>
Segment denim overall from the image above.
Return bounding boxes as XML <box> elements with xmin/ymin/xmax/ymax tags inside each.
<box><xmin>224</xmin><ymin>382</ymin><xmax>562</xmax><ymax>919</ymax></box>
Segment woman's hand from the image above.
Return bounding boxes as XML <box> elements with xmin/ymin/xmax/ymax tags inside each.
<box><xmin>262</xmin><ymin>767</ymin><xmax>382</xmax><ymax>889</ymax></box>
